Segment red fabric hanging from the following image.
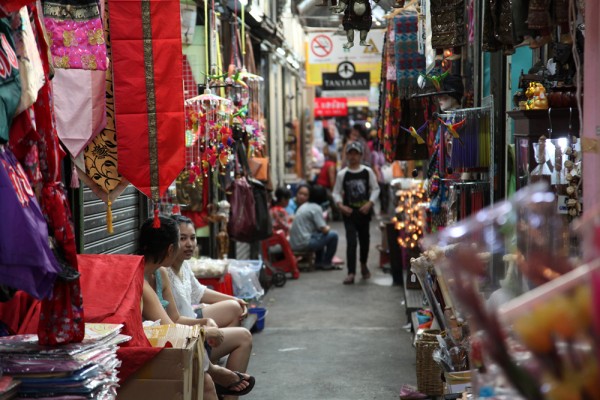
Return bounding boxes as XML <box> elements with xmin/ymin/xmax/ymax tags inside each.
<box><xmin>0</xmin><ymin>0</ymin><xmax>34</xmax><ymax>17</ymax></box>
<box><xmin>109</xmin><ymin>0</ymin><xmax>185</xmax><ymax>201</ymax></box>
<box><xmin>34</xmin><ymin>81</ymin><xmax>85</xmax><ymax>346</ymax></box>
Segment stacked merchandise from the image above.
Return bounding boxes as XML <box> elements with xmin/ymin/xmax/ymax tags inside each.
<box><xmin>0</xmin><ymin>324</ymin><xmax>130</xmax><ymax>400</ymax></box>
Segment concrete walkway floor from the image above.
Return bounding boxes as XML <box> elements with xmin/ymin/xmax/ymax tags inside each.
<box><xmin>245</xmin><ymin>218</ymin><xmax>418</xmax><ymax>400</ymax></box>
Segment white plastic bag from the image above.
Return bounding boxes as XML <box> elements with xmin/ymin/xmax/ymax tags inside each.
<box><xmin>228</xmin><ymin>261</ymin><xmax>264</xmax><ymax>300</ymax></box>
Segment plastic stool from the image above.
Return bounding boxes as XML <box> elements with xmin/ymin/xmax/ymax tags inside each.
<box><xmin>293</xmin><ymin>251</ymin><xmax>315</xmax><ymax>271</ymax></box>
<box><xmin>260</xmin><ymin>233</ymin><xmax>300</xmax><ymax>279</ymax></box>
<box><xmin>198</xmin><ymin>273</ymin><xmax>234</xmax><ymax>295</ymax></box>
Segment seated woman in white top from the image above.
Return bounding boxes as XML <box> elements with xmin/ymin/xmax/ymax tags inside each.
<box><xmin>165</xmin><ymin>215</ymin><xmax>253</xmax><ymax>398</ymax></box>
<box><xmin>167</xmin><ymin>215</ymin><xmax>248</xmax><ymax>327</ymax></box>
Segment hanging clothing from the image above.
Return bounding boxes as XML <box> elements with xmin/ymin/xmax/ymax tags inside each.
<box><xmin>0</xmin><ymin>17</ymin><xmax>21</xmax><ymax>143</ymax></box>
<box><xmin>430</xmin><ymin>0</ymin><xmax>466</xmax><ymax>49</ymax></box>
<box><xmin>527</xmin><ymin>0</ymin><xmax>551</xmax><ymax>30</ymax></box>
<box><xmin>395</xmin><ymin>98</ymin><xmax>430</xmax><ymax>161</ymax></box>
<box><xmin>0</xmin><ymin>146</ymin><xmax>61</xmax><ymax>299</ymax></box>
<box><xmin>482</xmin><ymin>0</ymin><xmax>517</xmax><ymax>53</ymax></box>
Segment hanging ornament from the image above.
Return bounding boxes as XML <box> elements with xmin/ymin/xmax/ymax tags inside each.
<box><xmin>400</xmin><ymin>121</ymin><xmax>428</xmax><ymax>145</ymax></box>
<box><xmin>184</xmin><ymin>88</ymin><xmax>233</xmax><ymax>174</ymax></box>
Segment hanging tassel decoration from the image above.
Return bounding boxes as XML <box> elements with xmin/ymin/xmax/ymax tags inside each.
<box><xmin>106</xmin><ymin>199</ymin><xmax>114</xmax><ymax>234</ymax></box>
<box><xmin>153</xmin><ymin>203</ymin><xmax>160</xmax><ymax>228</ymax></box>
<box><xmin>70</xmin><ymin>164</ymin><xmax>80</xmax><ymax>188</ymax></box>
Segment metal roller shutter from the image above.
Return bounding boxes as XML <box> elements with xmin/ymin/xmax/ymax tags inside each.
<box><xmin>81</xmin><ymin>184</ymin><xmax>145</xmax><ymax>254</ymax></box>
<box><xmin>235</xmin><ymin>241</ymin><xmax>251</xmax><ymax>260</ymax></box>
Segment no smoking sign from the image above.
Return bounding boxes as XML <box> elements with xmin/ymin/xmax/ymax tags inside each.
<box><xmin>310</xmin><ymin>34</ymin><xmax>333</xmax><ymax>58</ymax></box>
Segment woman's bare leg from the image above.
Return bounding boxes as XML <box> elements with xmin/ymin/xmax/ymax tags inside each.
<box><xmin>209</xmin><ymin>327</ymin><xmax>252</xmax><ymax>373</ymax></box>
<box><xmin>203</xmin><ymin>372</ymin><xmax>218</xmax><ymax>400</ymax></box>
<box><xmin>202</xmin><ymin>300</ymin><xmax>244</xmax><ymax>327</ymax></box>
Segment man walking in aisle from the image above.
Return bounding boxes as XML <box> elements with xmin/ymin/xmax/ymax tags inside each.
<box><xmin>333</xmin><ymin>141</ymin><xmax>380</xmax><ymax>284</ymax></box>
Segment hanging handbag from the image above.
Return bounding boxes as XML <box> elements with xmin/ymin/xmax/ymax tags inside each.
<box><xmin>248</xmin><ymin>155</ymin><xmax>269</xmax><ymax>182</ymax></box>
<box><xmin>227</xmin><ymin>173</ymin><xmax>256</xmax><ymax>243</ymax></box>
<box><xmin>227</xmin><ymin>142</ymin><xmax>272</xmax><ymax>242</ymax></box>
<box><xmin>240</xmin><ymin>143</ymin><xmax>272</xmax><ymax>241</ymax></box>
<box><xmin>42</xmin><ymin>0</ymin><xmax>107</xmax><ymax>71</ymax></box>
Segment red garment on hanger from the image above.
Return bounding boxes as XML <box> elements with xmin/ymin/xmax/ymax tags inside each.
<box><xmin>108</xmin><ymin>0</ymin><xmax>185</xmax><ymax>200</ymax></box>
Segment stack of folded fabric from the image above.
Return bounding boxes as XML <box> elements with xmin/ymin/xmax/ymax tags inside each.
<box><xmin>0</xmin><ymin>323</ymin><xmax>130</xmax><ymax>399</ymax></box>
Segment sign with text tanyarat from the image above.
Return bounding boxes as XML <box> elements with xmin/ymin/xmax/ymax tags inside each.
<box><xmin>322</xmin><ymin>72</ymin><xmax>370</xmax><ymax>91</ymax></box>
<box><xmin>314</xmin><ymin>97</ymin><xmax>348</xmax><ymax>117</ymax></box>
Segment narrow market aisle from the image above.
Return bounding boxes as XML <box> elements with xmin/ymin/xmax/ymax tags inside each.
<box><xmin>245</xmin><ymin>219</ymin><xmax>417</xmax><ymax>400</ymax></box>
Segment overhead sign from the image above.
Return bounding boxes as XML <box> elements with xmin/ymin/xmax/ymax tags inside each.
<box><xmin>305</xmin><ymin>29</ymin><xmax>384</xmax><ymax>86</ymax></box>
<box><xmin>314</xmin><ymin>97</ymin><xmax>348</xmax><ymax>117</ymax></box>
<box><xmin>322</xmin><ymin>71</ymin><xmax>370</xmax><ymax>91</ymax></box>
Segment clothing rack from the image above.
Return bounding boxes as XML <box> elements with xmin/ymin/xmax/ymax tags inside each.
<box><xmin>443</xmin><ymin>96</ymin><xmax>495</xmax><ymax>208</ymax></box>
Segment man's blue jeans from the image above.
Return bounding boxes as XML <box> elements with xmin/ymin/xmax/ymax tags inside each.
<box><xmin>306</xmin><ymin>230</ymin><xmax>338</xmax><ymax>266</ymax></box>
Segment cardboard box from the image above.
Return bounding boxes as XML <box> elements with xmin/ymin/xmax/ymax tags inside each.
<box><xmin>117</xmin><ymin>338</ymin><xmax>203</xmax><ymax>400</ymax></box>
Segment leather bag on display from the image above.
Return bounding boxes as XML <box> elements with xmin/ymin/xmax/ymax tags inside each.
<box><xmin>227</xmin><ymin>173</ymin><xmax>256</xmax><ymax>243</ymax></box>
<box><xmin>227</xmin><ymin>142</ymin><xmax>272</xmax><ymax>242</ymax></box>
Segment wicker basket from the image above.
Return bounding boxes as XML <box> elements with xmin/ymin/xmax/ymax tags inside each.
<box><xmin>416</xmin><ymin>329</ymin><xmax>444</xmax><ymax>396</ymax></box>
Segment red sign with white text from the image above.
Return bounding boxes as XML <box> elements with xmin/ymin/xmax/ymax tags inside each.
<box><xmin>314</xmin><ymin>97</ymin><xmax>348</xmax><ymax>117</ymax></box>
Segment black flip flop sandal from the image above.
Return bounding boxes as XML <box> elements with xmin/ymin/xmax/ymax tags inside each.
<box><xmin>215</xmin><ymin>371</ymin><xmax>255</xmax><ymax>397</ymax></box>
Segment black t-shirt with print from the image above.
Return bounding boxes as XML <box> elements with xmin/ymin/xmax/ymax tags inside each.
<box><xmin>342</xmin><ymin>168</ymin><xmax>370</xmax><ymax>209</ymax></box>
